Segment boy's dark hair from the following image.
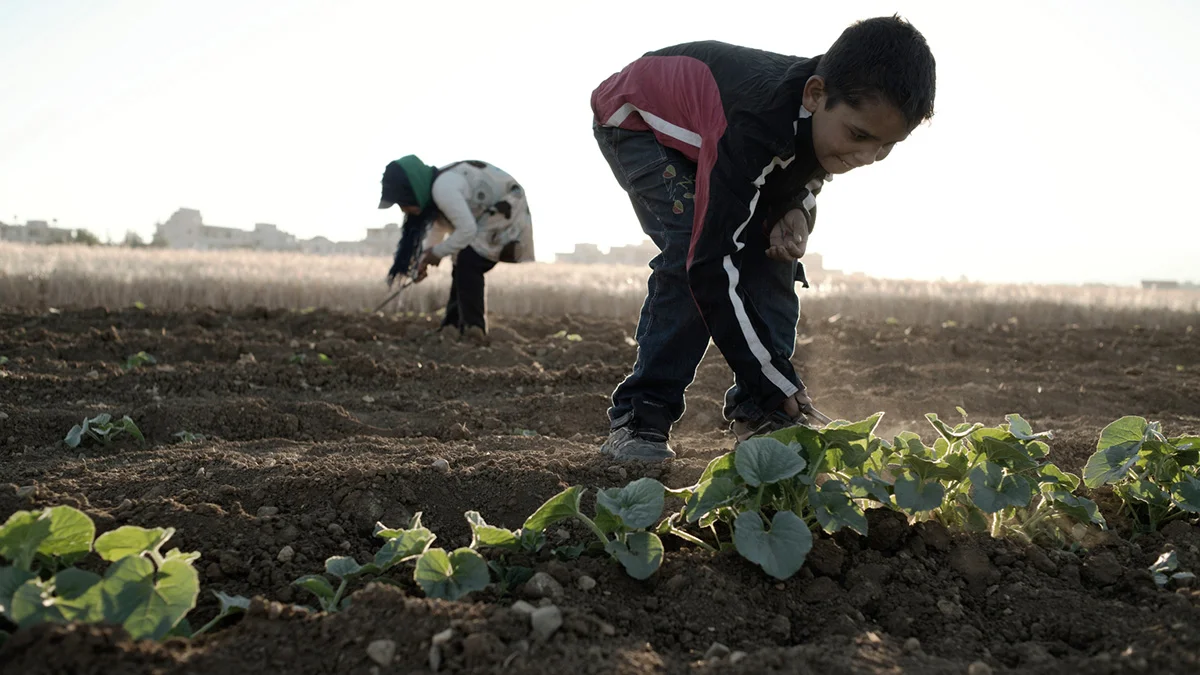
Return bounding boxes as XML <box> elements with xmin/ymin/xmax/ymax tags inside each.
<box><xmin>815</xmin><ymin>15</ymin><xmax>936</xmax><ymax>128</ymax></box>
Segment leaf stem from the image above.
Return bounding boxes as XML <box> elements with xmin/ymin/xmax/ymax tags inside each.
<box><xmin>190</xmin><ymin>612</ymin><xmax>227</xmax><ymax>638</ymax></box>
<box><xmin>573</xmin><ymin>514</ymin><xmax>610</xmax><ymax>547</ymax></box>
<box><xmin>329</xmin><ymin>578</ymin><xmax>349</xmax><ymax>611</ymax></box>
<box><xmin>667</xmin><ymin>526</ymin><xmax>717</xmax><ymax>553</ymax></box>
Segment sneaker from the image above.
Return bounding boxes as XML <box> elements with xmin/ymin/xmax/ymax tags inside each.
<box><xmin>731</xmin><ymin>410</ymin><xmax>807</xmax><ymax>443</ymax></box>
<box><xmin>600</xmin><ymin>414</ymin><xmax>675</xmax><ymax>462</ymax></box>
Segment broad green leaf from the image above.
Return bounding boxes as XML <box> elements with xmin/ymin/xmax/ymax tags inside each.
<box><xmin>1047</xmin><ymin>491</ymin><xmax>1106</xmax><ymax>527</ymax></box>
<box><xmin>523</xmin><ymin>486</ymin><xmax>584</xmax><ymax>533</ymax></box>
<box><xmin>978</xmin><ymin>437</ymin><xmax>1039</xmax><ymax>472</ymax></box>
<box><xmin>413</xmin><ymin>548</ymin><xmax>490</xmax><ymax>601</ymax></box>
<box><xmin>1038</xmin><ymin>464</ymin><xmax>1081</xmax><ymax>492</ymax></box>
<box><xmin>766</xmin><ymin>424</ymin><xmax>823</xmax><ymax>455</ymax></box>
<box><xmin>11</xmin><ymin>579</ymin><xmax>76</xmax><ymax>627</ymax></box>
<box><xmin>1173</xmin><ymin>475</ymin><xmax>1200</xmax><ymax>513</ymax></box>
<box><xmin>1005</xmin><ymin>414</ymin><xmax>1053</xmax><ymax>441</ymax></box>
<box><xmin>0</xmin><ymin>511</ymin><xmax>53</xmax><ymax>570</ymax></box>
<box><xmin>100</xmin><ymin>555</ymin><xmax>200</xmax><ymax>640</ymax></box>
<box><xmin>374</xmin><ymin>527</ymin><xmax>436</xmax><ymax>570</ymax></box>
<box><xmin>848</xmin><ymin>473</ymin><xmax>893</xmax><ymax>506</ymax></box>
<box><xmin>65</xmin><ymin>425</ymin><xmax>84</xmax><ymax>448</ymax></box>
<box><xmin>823</xmin><ymin>413</ymin><xmax>884</xmax><ymax>435</ymax></box>
<box><xmin>212</xmin><ymin>590</ymin><xmax>250</xmax><ymax>615</ymax></box>
<box><xmin>593</xmin><ymin>503</ymin><xmax>623</xmax><ymax>535</ymax></box>
<box><xmin>733</xmin><ymin>511</ymin><xmax>812</xmax><ymax>580</ymax></box>
<box><xmin>1168</xmin><ymin>437</ymin><xmax>1200</xmax><ymax>467</ymax></box>
<box><xmin>698</xmin><ymin>452</ymin><xmax>739</xmax><ymax>484</ymax></box>
<box><xmin>465</xmin><ymin>511</ymin><xmax>520</xmax><ymax>550</ymax></box>
<box><xmin>605</xmin><ymin>532</ymin><xmax>664</xmax><ymax>580</ymax></box>
<box><xmin>902</xmin><ymin>454</ymin><xmax>964</xmax><ymax>482</ymax></box>
<box><xmin>735</xmin><ymin>438</ymin><xmax>807</xmax><ymax>487</ymax></box>
<box><xmin>52</xmin><ymin>568</ymin><xmax>102</xmax><ymax>599</ymax></box>
<box><xmin>926</xmin><ymin>413</ymin><xmax>983</xmax><ymax>441</ymax></box>
<box><xmin>119</xmin><ymin>416</ymin><xmax>145</xmax><ymax>443</ymax></box>
<box><xmin>595</xmin><ymin>478</ymin><xmax>666</xmax><ymax>530</ymax></box>
<box><xmin>162</xmin><ymin>548</ymin><xmax>201</xmax><ymax>565</ymax></box>
<box><xmin>970</xmin><ymin>463</ymin><xmax>1034</xmax><ymax>513</ymax></box>
<box><xmin>325</xmin><ymin>556</ymin><xmax>367</xmax><ymax>580</ymax></box>
<box><xmin>893</xmin><ymin>473</ymin><xmax>945</xmax><ymax>513</ymax></box>
<box><xmin>0</xmin><ymin>565</ymin><xmax>36</xmax><ymax>617</ymax></box>
<box><xmin>811</xmin><ymin>481</ymin><xmax>868</xmax><ymax>536</ymax></box>
<box><xmin>36</xmin><ymin>506</ymin><xmax>94</xmax><ymax>566</ymax></box>
<box><xmin>293</xmin><ymin>574</ymin><xmax>336</xmax><ymax>601</ymax></box>
<box><xmin>1083</xmin><ymin>416</ymin><xmax>1148</xmax><ymax>488</ymax></box>
<box><xmin>1125</xmin><ymin>479</ymin><xmax>1170</xmax><ymax>507</ymax></box>
<box><xmin>683</xmin><ymin>477</ymin><xmax>743</xmax><ymax>523</ymax></box>
<box><xmin>94</xmin><ymin>526</ymin><xmax>172</xmax><ymax>562</ymax></box>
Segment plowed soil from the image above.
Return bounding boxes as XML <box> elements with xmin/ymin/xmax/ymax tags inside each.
<box><xmin>1</xmin><ymin>307</ymin><xmax>1198</xmax><ymax>674</ymax></box>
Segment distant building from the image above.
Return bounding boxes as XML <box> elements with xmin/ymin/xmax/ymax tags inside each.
<box><xmin>152</xmin><ymin>208</ymin><xmax>398</xmax><ymax>256</ymax></box>
<box><xmin>0</xmin><ymin>219</ymin><xmax>75</xmax><ymax>245</ymax></box>
<box><xmin>1142</xmin><ymin>280</ymin><xmax>1181</xmax><ymax>290</ymax></box>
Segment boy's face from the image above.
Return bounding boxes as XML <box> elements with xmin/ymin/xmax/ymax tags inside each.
<box><xmin>804</xmin><ymin>76</ymin><xmax>912</xmax><ymax>176</ymax></box>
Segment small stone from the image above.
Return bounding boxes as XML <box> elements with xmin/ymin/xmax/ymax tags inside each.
<box><xmin>366</xmin><ymin>639</ymin><xmax>396</xmax><ymax>666</ymax></box>
<box><xmin>967</xmin><ymin>661</ymin><xmax>993</xmax><ymax>675</ymax></box>
<box><xmin>238</xmin><ymin>352</ymin><xmax>257</xmax><ymax>364</ymax></box>
<box><xmin>432</xmin><ymin>458</ymin><xmax>450</xmax><ymax>473</ymax></box>
<box><xmin>428</xmin><ymin>644</ymin><xmax>442</xmax><ymax>672</ymax></box>
<box><xmin>510</xmin><ymin>600</ymin><xmax>537</xmax><ymax>616</ymax></box>
<box><xmin>362</xmin><ymin>395</ymin><xmax>375</xmax><ymax>403</ymax></box>
<box><xmin>523</xmin><ymin>572</ymin><xmax>564</xmax><ymax>600</ymax></box>
<box><xmin>86</xmin><ymin>370</ymin><xmax>100</xmax><ymax>379</ymax></box>
<box><xmin>0</xmin><ymin>411</ymin><xmax>8</xmax><ymax>420</ymax></box>
<box><xmin>257</xmin><ymin>506</ymin><xmax>279</xmax><ymax>518</ymax></box>
<box><xmin>432</xmin><ymin>628</ymin><xmax>454</xmax><ymax>645</ymax></box>
<box><xmin>664</xmin><ymin>574</ymin><xmax>688</xmax><ymax>592</ymax></box>
<box><xmin>704</xmin><ymin>642</ymin><xmax>731</xmax><ymax>660</ymax></box>
<box><xmin>327</xmin><ymin>523</ymin><xmax>345</xmax><ymax>536</ymax></box>
<box><xmin>769</xmin><ymin>614</ymin><xmax>791</xmax><ymax>637</ymax></box>
<box><xmin>577</xmin><ymin>575</ymin><xmax>597</xmax><ymax>591</ymax></box>
<box><xmin>904</xmin><ymin>637</ymin><xmax>921</xmax><ymax>653</ymax></box>
<box><xmin>937</xmin><ymin>598</ymin><xmax>963</xmax><ymax>619</ymax></box>
<box><xmin>277</xmin><ymin>545</ymin><xmax>295</xmax><ymax>563</ymax></box>
<box><xmin>729</xmin><ymin>651</ymin><xmax>748</xmax><ymax>664</ymax></box>
<box><xmin>530</xmin><ymin>605</ymin><xmax>563</xmax><ymax>641</ymax></box>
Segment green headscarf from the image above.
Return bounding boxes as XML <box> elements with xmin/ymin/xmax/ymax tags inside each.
<box><xmin>393</xmin><ymin>155</ymin><xmax>435</xmax><ymax>210</ymax></box>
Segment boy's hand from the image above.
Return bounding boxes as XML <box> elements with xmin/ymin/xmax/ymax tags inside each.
<box><xmin>416</xmin><ymin>250</ymin><xmax>442</xmax><ymax>282</ymax></box>
<box><xmin>767</xmin><ymin>209</ymin><xmax>810</xmax><ymax>262</ymax></box>
<box><xmin>781</xmin><ymin>389</ymin><xmax>814</xmax><ymax>420</ymax></box>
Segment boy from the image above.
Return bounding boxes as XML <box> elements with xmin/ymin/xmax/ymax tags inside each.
<box><xmin>591</xmin><ymin>16</ymin><xmax>936</xmax><ymax>461</ymax></box>
<box><xmin>379</xmin><ymin>156</ymin><xmax>534</xmax><ymax>341</ymax></box>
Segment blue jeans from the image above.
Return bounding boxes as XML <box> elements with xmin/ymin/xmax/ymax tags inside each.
<box><xmin>594</xmin><ymin>124</ymin><xmax>802</xmax><ymax>437</ymax></box>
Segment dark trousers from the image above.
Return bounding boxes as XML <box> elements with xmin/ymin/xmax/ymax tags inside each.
<box><xmin>594</xmin><ymin>124</ymin><xmax>801</xmax><ymax>437</ymax></box>
<box><xmin>442</xmin><ymin>246</ymin><xmax>497</xmax><ymax>333</ymax></box>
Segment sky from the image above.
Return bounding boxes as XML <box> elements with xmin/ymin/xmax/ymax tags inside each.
<box><xmin>1</xmin><ymin>0</ymin><xmax>1198</xmax><ymax>285</ymax></box>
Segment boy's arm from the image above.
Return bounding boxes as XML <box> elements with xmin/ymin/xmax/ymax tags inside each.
<box><xmin>429</xmin><ymin>173</ymin><xmax>478</xmax><ymax>259</ymax></box>
<box><xmin>686</xmin><ymin>126</ymin><xmax>805</xmax><ymax>416</ymax></box>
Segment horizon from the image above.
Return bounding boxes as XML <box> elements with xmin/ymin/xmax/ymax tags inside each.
<box><xmin>2</xmin><ymin>0</ymin><xmax>1198</xmax><ymax>286</ymax></box>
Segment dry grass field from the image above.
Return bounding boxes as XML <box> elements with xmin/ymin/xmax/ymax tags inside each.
<box><xmin>2</xmin><ymin>241</ymin><xmax>1197</xmax><ymax>328</ymax></box>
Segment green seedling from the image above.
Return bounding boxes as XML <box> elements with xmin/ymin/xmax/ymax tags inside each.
<box><xmin>521</xmin><ymin>480</ymin><xmax>666</xmax><ymax>580</ymax></box>
<box><xmin>0</xmin><ymin>506</ymin><xmax>234</xmax><ymax>641</ymax></box>
<box><xmin>1082</xmin><ymin>417</ymin><xmax>1200</xmax><ymax>532</ymax></box>
<box><xmin>122</xmin><ymin>351</ymin><xmax>156</xmax><ymax>371</ymax></box>
<box><xmin>173</xmin><ymin>431</ymin><xmax>207</xmax><ymax>444</ymax></box>
<box><xmin>1149</xmin><ymin>551</ymin><xmax>1195</xmax><ymax>588</ymax></box>
<box><xmin>65</xmin><ymin>414</ymin><xmax>144</xmax><ymax>448</ymax></box>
